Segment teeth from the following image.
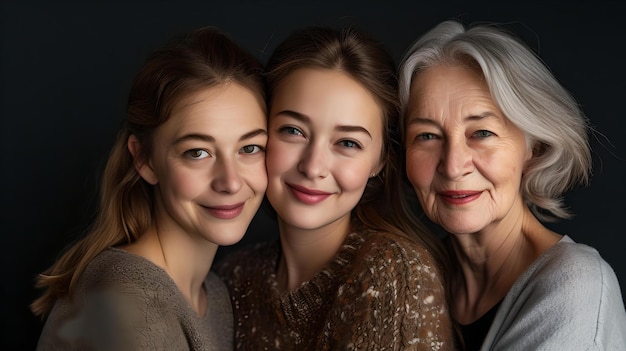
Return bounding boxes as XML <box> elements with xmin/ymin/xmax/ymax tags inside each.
<box><xmin>451</xmin><ymin>194</ymin><xmax>468</xmax><ymax>198</ymax></box>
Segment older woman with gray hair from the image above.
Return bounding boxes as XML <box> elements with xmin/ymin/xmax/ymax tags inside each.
<box><xmin>398</xmin><ymin>19</ymin><xmax>626</xmax><ymax>351</ymax></box>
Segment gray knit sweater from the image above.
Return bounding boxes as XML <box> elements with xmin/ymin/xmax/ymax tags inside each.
<box><xmin>36</xmin><ymin>247</ymin><xmax>234</xmax><ymax>351</ymax></box>
<box><xmin>216</xmin><ymin>231</ymin><xmax>454</xmax><ymax>351</ymax></box>
<box><xmin>480</xmin><ymin>235</ymin><xmax>626</xmax><ymax>351</ymax></box>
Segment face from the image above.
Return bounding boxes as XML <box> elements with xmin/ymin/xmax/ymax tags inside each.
<box><xmin>404</xmin><ymin>64</ymin><xmax>532</xmax><ymax>235</ymax></box>
<box><xmin>135</xmin><ymin>83</ymin><xmax>267</xmax><ymax>246</ymax></box>
<box><xmin>266</xmin><ymin>68</ymin><xmax>384</xmax><ymax>233</ymax></box>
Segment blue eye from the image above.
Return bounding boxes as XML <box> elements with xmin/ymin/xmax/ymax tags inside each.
<box><xmin>474</xmin><ymin>130</ymin><xmax>494</xmax><ymax>138</ymax></box>
<box><xmin>241</xmin><ymin>145</ymin><xmax>264</xmax><ymax>154</ymax></box>
<box><xmin>280</xmin><ymin>126</ymin><xmax>303</xmax><ymax>136</ymax></box>
<box><xmin>339</xmin><ymin>140</ymin><xmax>361</xmax><ymax>149</ymax></box>
<box><xmin>184</xmin><ymin>149</ymin><xmax>210</xmax><ymax>159</ymax></box>
<box><xmin>417</xmin><ymin>133</ymin><xmax>438</xmax><ymax>141</ymax></box>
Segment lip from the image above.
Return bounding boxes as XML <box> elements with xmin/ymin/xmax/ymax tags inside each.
<box><xmin>287</xmin><ymin>183</ymin><xmax>332</xmax><ymax>205</ymax></box>
<box><xmin>438</xmin><ymin>190</ymin><xmax>482</xmax><ymax>205</ymax></box>
<box><xmin>203</xmin><ymin>202</ymin><xmax>245</xmax><ymax>219</ymax></box>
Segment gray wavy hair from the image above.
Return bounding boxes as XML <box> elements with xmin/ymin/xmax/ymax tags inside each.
<box><xmin>398</xmin><ymin>20</ymin><xmax>592</xmax><ymax>221</ymax></box>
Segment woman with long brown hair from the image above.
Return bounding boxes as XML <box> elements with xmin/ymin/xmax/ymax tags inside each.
<box><xmin>32</xmin><ymin>26</ymin><xmax>268</xmax><ymax>350</ymax></box>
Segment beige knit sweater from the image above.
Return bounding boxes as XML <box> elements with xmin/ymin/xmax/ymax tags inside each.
<box><xmin>36</xmin><ymin>247</ymin><xmax>234</xmax><ymax>351</ymax></box>
<box><xmin>216</xmin><ymin>231</ymin><xmax>454</xmax><ymax>351</ymax></box>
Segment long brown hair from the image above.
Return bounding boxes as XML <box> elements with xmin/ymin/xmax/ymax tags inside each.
<box><xmin>265</xmin><ymin>25</ymin><xmax>449</xmax><ymax>276</ymax></box>
<box><xmin>31</xmin><ymin>26</ymin><xmax>266</xmax><ymax>317</ymax></box>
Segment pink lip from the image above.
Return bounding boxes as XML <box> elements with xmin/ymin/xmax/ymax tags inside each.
<box><xmin>438</xmin><ymin>190</ymin><xmax>482</xmax><ymax>205</ymax></box>
<box><xmin>204</xmin><ymin>202</ymin><xmax>245</xmax><ymax>219</ymax></box>
<box><xmin>288</xmin><ymin>183</ymin><xmax>331</xmax><ymax>205</ymax></box>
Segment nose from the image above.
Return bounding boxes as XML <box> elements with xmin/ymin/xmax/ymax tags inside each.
<box><xmin>211</xmin><ymin>157</ymin><xmax>243</xmax><ymax>194</ymax></box>
<box><xmin>438</xmin><ymin>139</ymin><xmax>474</xmax><ymax>179</ymax></box>
<box><xmin>297</xmin><ymin>143</ymin><xmax>329</xmax><ymax>179</ymax></box>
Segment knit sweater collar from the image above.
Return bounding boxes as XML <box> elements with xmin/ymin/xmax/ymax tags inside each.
<box><xmin>266</xmin><ymin>232</ymin><xmax>368</xmax><ymax>325</ymax></box>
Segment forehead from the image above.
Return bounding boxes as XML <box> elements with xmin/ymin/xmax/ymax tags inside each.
<box><xmin>409</xmin><ymin>65</ymin><xmax>498</xmax><ymax>113</ymax></box>
<box><xmin>271</xmin><ymin>68</ymin><xmax>383</xmax><ymax>128</ymax></box>
<box><xmin>411</xmin><ymin>64</ymin><xmax>488</xmax><ymax>97</ymax></box>
<box><xmin>158</xmin><ymin>83</ymin><xmax>266</xmax><ymax>137</ymax></box>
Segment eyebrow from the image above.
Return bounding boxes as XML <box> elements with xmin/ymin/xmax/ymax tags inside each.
<box><xmin>466</xmin><ymin>111</ymin><xmax>497</xmax><ymax>121</ymax></box>
<box><xmin>275</xmin><ymin>109</ymin><xmax>372</xmax><ymax>138</ymax></box>
<box><xmin>173</xmin><ymin>128</ymin><xmax>267</xmax><ymax>145</ymax></box>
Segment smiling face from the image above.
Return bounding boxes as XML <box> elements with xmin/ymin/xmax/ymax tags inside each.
<box><xmin>266</xmin><ymin>68</ymin><xmax>384</xmax><ymax>234</ymax></box>
<box><xmin>135</xmin><ymin>83</ymin><xmax>267</xmax><ymax>246</ymax></box>
<box><xmin>404</xmin><ymin>64</ymin><xmax>532</xmax><ymax>235</ymax></box>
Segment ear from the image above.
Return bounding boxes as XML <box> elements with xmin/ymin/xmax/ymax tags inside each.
<box><xmin>371</xmin><ymin>161</ymin><xmax>385</xmax><ymax>178</ymax></box>
<box><xmin>523</xmin><ymin>141</ymin><xmax>540</xmax><ymax>173</ymax></box>
<box><xmin>527</xmin><ymin>142</ymin><xmax>537</xmax><ymax>162</ymax></box>
<box><xmin>127</xmin><ymin>135</ymin><xmax>158</xmax><ymax>185</ymax></box>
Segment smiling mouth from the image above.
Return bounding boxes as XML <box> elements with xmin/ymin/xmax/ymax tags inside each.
<box><xmin>438</xmin><ymin>191</ymin><xmax>482</xmax><ymax>205</ymax></box>
<box><xmin>287</xmin><ymin>184</ymin><xmax>331</xmax><ymax>205</ymax></box>
<box><xmin>203</xmin><ymin>202</ymin><xmax>245</xmax><ymax>219</ymax></box>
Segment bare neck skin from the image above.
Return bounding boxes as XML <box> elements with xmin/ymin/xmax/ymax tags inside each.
<box><xmin>120</xmin><ymin>219</ymin><xmax>218</xmax><ymax>318</ymax></box>
<box><xmin>276</xmin><ymin>216</ymin><xmax>351</xmax><ymax>292</ymax></box>
<box><xmin>450</xmin><ymin>204</ymin><xmax>561</xmax><ymax>324</ymax></box>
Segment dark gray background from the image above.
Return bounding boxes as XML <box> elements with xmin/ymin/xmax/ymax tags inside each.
<box><xmin>2</xmin><ymin>1</ymin><xmax>624</xmax><ymax>349</ymax></box>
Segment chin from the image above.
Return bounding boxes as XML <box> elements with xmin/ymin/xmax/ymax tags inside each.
<box><xmin>213</xmin><ymin>236</ymin><xmax>246</xmax><ymax>247</ymax></box>
<box><xmin>207</xmin><ymin>228</ymin><xmax>249</xmax><ymax>246</ymax></box>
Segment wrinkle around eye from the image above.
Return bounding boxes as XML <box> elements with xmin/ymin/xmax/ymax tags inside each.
<box><xmin>472</xmin><ymin>130</ymin><xmax>495</xmax><ymax>138</ymax></box>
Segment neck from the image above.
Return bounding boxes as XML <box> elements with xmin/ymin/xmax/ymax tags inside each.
<box><xmin>450</xmin><ymin>204</ymin><xmax>561</xmax><ymax>324</ymax></box>
<box><xmin>121</xmin><ymin>221</ymin><xmax>218</xmax><ymax>317</ymax></box>
<box><xmin>276</xmin><ymin>216</ymin><xmax>351</xmax><ymax>291</ymax></box>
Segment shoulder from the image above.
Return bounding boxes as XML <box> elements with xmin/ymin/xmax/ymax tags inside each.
<box><xmin>80</xmin><ymin>247</ymin><xmax>171</xmax><ymax>291</ymax></box>
<box><xmin>40</xmin><ymin>250</ymin><xmax>177</xmax><ymax>351</ymax></box>
<box><xmin>527</xmin><ymin>236</ymin><xmax>617</xmax><ymax>291</ymax></box>
<box><xmin>352</xmin><ymin>231</ymin><xmax>440</xmax><ymax>272</ymax></box>
<box><xmin>346</xmin><ymin>231</ymin><xmax>444</xmax><ymax>290</ymax></box>
<box><xmin>488</xmin><ymin>239</ymin><xmax>626</xmax><ymax>349</ymax></box>
<box><xmin>506</xmin><ymin>235</ymin><xmax>623</xmax><ymax>320</ymax></box>
<box><xmin>326</xmin><ymin>232</ymin><xmax>453</xmax><ymax>350</ymax></box>
<box><xmin>526</xmin><ymin>236</ymin><xmax>624</xmax><ymax>314</ymax></box>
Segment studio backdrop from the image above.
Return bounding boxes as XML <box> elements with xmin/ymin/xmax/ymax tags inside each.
<box><xmin>2</xmin><ymin>2</ymin><xmax>624</xmax><ymax>349</ymax></box>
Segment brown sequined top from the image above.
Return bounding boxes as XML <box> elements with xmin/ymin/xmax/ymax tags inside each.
<box><xmin>216</xmin><ymin>231</ymin><xmax>454</xmax><ymax>351</ymax></box>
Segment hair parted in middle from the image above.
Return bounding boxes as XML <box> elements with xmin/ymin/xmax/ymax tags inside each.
<box><xmin>264</xmin><ymin>25</ymin><xmax>449</xmax><ymax>271</ymax></box>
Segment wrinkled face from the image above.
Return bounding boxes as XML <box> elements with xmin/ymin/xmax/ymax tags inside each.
<box><xmin>404</xmin><ymin>64</ymin><xmax>532</xmax><ymax>235</ymax></box>
<box><xmin>266</xmin><ymin>68</ymin><xmax>384</xmax><ymax>233</ymax></box>
<box><xmin>138</xmin><ymin>83</ymin><xmax>267</xmax><ymax>245</ymax></box>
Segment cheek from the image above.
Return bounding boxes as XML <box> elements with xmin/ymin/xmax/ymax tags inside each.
<box><xmin>245</xmin><ymin>161</ymin><xmax>268</xmax><ymax>193</ymax></box>
<box><xmin>477</xmin><ymin>149</ymin><xmax>525</xmax><ymax>187</ymax></box>
<box><xmin>405</xmin><ymin>151</ymin><xmax>434</xmax><ymax>189</ymax></box>
<box><xmin>334</xmin><ymin>160</ymin><xmax>372</xmax><ymax>193</ymax></box>
<box><xmin>266</xmin><ymin>140</ymin><xmax>296</xmax><ymax>178</ymax></box>
<box><xmin>163</xmin><ymin>168</ymin><xmax>203</xmax><ymax>198</ymax></box>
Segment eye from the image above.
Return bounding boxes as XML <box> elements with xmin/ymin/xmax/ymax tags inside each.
<box><xmin>279</xmin><ymin>126</ymin><xmax>304</xmax><ymax>137</ymax></box>
<box><xmin>184</xmin><ymin>149</ymin><xmax>210</xmax><ymax>159</ymax></box>
<box><xmin>416</xmin><ymin>132</ymin><xmax>439</xmax><ymax>141</ymax></box>
<box><xmin>338</xmin><ymin>139</ymin><xmax>362</xmax><ymax>149</ymax></box>
<box><xmin>241</xmin><ymin>145</ymin><xmax>265</xmax><ymax>154</ymax></box>
<box><xmin>473</xmin><ymin>130</ymin><xmax>494</xmax><ymax>138</ymax></box>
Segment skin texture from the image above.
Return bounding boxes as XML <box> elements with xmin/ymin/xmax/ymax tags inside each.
<box><xmin>405</xmin><ymin>64</ymin><xmax>532</xmax><ymax>237</ymax></box>
<box><xmin>404</xmin><ymin>64</ymin><xmax>562</xmax><ymax>323</ymax></box>
<box><xmin>125</xmin><ymin>82</ymin><xmax>268</xmax><ymax>314</ymax></box>
<box><xmin>266</xmin><ymin>68</ymin><xmax>384</xmax><ymax>290</ymax></box>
